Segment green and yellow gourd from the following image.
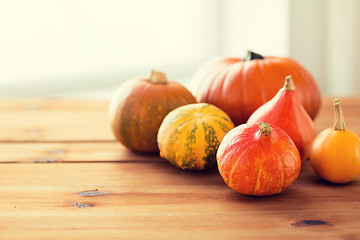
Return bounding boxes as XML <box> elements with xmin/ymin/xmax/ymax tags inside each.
<box><xmin>157</xmin><ymin>103</ymin><xmax>234</xmax><ymax>170</ymax></box>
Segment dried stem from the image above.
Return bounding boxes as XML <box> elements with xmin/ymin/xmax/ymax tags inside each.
<box><xmin>243</xmin><ymin>50</ymin><xmax>264</xmax><ymax>61</ymax></box>
<box><xmin>259</xmin><ymin>122</ymin><xmax>272</xmax><ymax>136</ymax></box>
<box><xmin>333</xmin><ymin>98</ymin><xmax>346</xmax><ymax>131</ymax></box>
<box><xmin>284</xmin><ymin>75</ymin><xmax>295</xmax><ymax>91</ymax></box>
<box><xmin>148</xmin><ymin>70</ymin><xmax>167</xmax><ymax>84</ymax></box>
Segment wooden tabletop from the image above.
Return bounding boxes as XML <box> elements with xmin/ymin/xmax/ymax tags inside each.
<box><xmin>0</xmin><ymin>97</ymin><xmax>359</xmax><ymax>239</ymax></box>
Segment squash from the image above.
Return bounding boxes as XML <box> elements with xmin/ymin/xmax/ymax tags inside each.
<box><xmin>109</xmin><ymin>70</ymin><xmax>196</xmax><ymax>152</ymax></box>
<box><xmin>309</xmin><ymin>98</ymin><xmax>360</xmax><ymax>183</ymax></box>
<box><xmin>247</xmin><ymin>75</ymin><xmax>315</xmax><ymax>161</ymax></box>
<box><xmin>217</xmin><ymin>121</ymin><xmax>301</xmax><ymax>196</ymax></box>
<box><xmin>190</xmin><ymin>51</ymin><xmax>322</xmax><ymax>125</ymax></box>
<box><xmin>157</xmin><ymin>103</ymin><xmax>234</xmax><ymax>170</ymax></box>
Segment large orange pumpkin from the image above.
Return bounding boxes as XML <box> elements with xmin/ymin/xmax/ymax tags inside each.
<box><xmin>190</xmin><ymin>51</ymin><xmax>322</xmax><ymax>125</ymax></box>
<box><xmin>109</xmin><ymin>70</ymin><xmax>196</xmax><ymax>152</ymax></box>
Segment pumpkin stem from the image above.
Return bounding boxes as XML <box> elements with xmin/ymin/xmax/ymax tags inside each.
<box><xmin>284</xmin><ymin>75</ymin><xmax>295</xmax><ymax>91</ymax></box>
<box><xmin>244</xmin><ymin>50</ymin><xmax>264</xmax><ymax>61</ymax></box>
<box><xmin>148</xmin><ymin>70</ymin><xmax>167</xmax><ymax>84</ymax></box>
<box><xmin>333</xmin><ymin>98</ymin><xmax>346</xmax><ymax>131</ymax></box>
<box><xmin>259</xmin><ymin>122</ymin><xmax>272</xmax><ymax>136</ymax></box>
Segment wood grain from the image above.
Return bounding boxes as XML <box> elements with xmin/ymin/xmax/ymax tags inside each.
<box><xmin>0</xmin><ymin>97</ymin><xmax>360</xmax><ymax>239</ymax></box>
<box><xmin>0</xmin><ymin>142</ymin><xmax>161</xmax><ymax>163</ymax></box>
<box><xmin>0</xmin><ymin>98</ymin><xmax>114</xmax><ymax>142</ymax></box>
<box><xmin>0</xmin><ymin>161</ymin><xmax>359</xmax><ymax>240</ymax></box>
<box><xmin>0</xmin><ymin>97</ymin><xmax>359</xmax><ymax>143</ymax></box>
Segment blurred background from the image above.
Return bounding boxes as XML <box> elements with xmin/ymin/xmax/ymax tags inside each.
<box><xmin>0</xmin><ymin>0</ymin><xmax>359</xmax><ymax>99</ymax></box>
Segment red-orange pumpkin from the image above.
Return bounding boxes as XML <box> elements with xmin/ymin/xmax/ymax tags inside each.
<box><xmin>217</xmin><ymin>122</ymin><xmax>301</xmax><ymax>196</ymax></box>
<box><xmin>190</xmin><ymin>51</ymin><xmax>322</xmax><ymax>125</ymax></box>
<box><xmin>109</xmin><ymin>70</ymin><xmax>196</xmax><ymax>152</ymax></box>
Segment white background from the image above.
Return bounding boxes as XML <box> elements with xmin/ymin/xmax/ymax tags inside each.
<box><xmin>0</xmin><ymin>0</ymin><xmax>359</xmax><ymax>98</ymax></box>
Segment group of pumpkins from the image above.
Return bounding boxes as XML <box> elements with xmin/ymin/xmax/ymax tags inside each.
<box><xmin>109</xmin><ymin>51</ymin><xmax>360</xmax><ymax>196</ymax></box>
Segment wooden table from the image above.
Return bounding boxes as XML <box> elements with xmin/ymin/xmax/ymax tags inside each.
<box><xmin>0</xmin><ymin>97</ymin><xmax>359</xmax><ymax>239</ymax></box>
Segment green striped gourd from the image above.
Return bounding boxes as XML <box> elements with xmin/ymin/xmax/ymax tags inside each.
<box><xmin>157</xmin><ymin>103</ymin><xmax>234</xmax><ymax>170</ymax></box>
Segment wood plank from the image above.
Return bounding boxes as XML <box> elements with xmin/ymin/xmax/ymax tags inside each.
<box><xmin>1</xmin><ymin>97</ymin><xmax>359</xmax><ymax>142</ymax></box>
<box><xmin>0</xmin><ymin>97</ymin><xmax>360</xmax><ymax>239</ymax></box>
<box><xmin>0</xmin><ymin>98</ymin><xmax>114</xmax><ymax>141</ymax></box>
<box><xmin>0</xmin><ymin>161</ymin><xmax>359</xmax><ymax>239</ymax></box>
<box><xmin>0</xmin><ymin>142</ymin><xmax>160</xmax><ymax>163</ymax></box>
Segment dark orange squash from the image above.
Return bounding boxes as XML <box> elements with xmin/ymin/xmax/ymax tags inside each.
<box><xmin>247</xmin><ymin>75</ymin><xmax>315</xmax><ymax>161</ymax></box>
<box><xmin>109</xmin><ymin>70</ymin><xmax>196</xmax><ymax>152</ymax></box>
<box><xmin>190</xmin><ymin>51</ymin><xmax>322</xmax><ymax>125</ymax></box>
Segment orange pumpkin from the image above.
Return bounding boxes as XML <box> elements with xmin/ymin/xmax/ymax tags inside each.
<box><xmin>190</xmin><ymin>51</ymin><xmax>322</xmax><ymax>125</ymax></box>
<box><xmin>309</xmin><ymin>98</ymin><xmax>360</xmax><ymax>183</ymax></box>
<box><xmin>109</xmin><ymin>70</ymin><xmax>196</xmax><ymax>152</ymax></box>
<box><xmin>217</xmin><ymin>121</ymin><xmax>301</xmax><ymax>196</ymax></box>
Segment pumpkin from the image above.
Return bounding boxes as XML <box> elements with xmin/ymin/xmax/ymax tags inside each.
<box><xmin>247</xmin><ymin>75</ymin><xmax>315</xmax><ymax>161</ymax></box>
<box><xmin>217</xmin><ymin>122</ymin><xmax>301</xmax><ymax>196</ymax></box>
<box><xmin>157</xmin><ymin>103</ymin><xmax>234</xmax><ymax>170</ymax></box>
<box><xmin>309</xmin><ymin>98</ymin><xmax>360</xmax><ymax>183</ymax></box>
<box><xmin>109</xmin><ymin>70</ymin><xmax>196</xmax><ymax>153</ymax></box>
<box><xmin>190</xmin><ymin>50</ymin><xmax>322</xmax><ymax>125</ymax></box>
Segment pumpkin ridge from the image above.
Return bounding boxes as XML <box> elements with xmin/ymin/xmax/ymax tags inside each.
<box><xmin>213</xmin><ymin>119</ymin><xmax>232</xmax><ymax>133</ymax></box>
<box><xmin>123</xmin><ymin>81</ymin><xmax>152</xmax><ymax>150</ymax></box>
<box><xmin>111</xmin><ymin>80</ymin><xmax>142</xmax><ymax>147</ymax></box>
<box><xmin>202</xmin><ymin>122</ymin><xmax>220</xmax><ymax>169</ymax></box>
<box><xmin>199</xmin><ymin>106</ymin><xmax>208</xmax><ymax>113</ymax></box>
<box><xmin>261</xmin><ymin>59</ymin><xmax>273</xmax><ymax>102</ymax></box>
<box><xmin>190</xmin><ymin>58</ymin><xmax>226</xmax><ymax>100</ymax></box>
<box><xmin>239</xmin><ymin>62</ymin><xmax>248</xmax><ymax>123</ymax></box>
<box><xmin>256</xmin><ymin>60</ymin><xmax>268</xmax><ymax>103</ymax></box>
<box><xmin>181</xmin><ymin>119</ymin><xmax>198</xmax><ymax>169</ymax></box>
<box><xmin>158</xmin><ymin>115</ymin><xmax>185</xmax><ymax>161</ymax></box>
<box><xmin>289</xmin><ymin>59</ymin><xmax>317</xmax><ymax>117</ymax></box>
<box><xmin>205</xmin><ymin>62</ymin><xmax>234</xmax><ymax>105</ymax></box>
<box><xmin>135</xmin><ymin>82</ymin><xmax>156</xmax><ymax>151</ymax></box>
<box><xmin>166</xmin><ymin>128</ymin><xmax>182</xmax><ymax>166</ymax></box>
<box><xmin>253</xmin><ymin>162</ymin><xmax>263</xmax><ymax>195</ymax></box>
<box><xmin>201</xmin><ymin>62</ymin><xmax>225</xmax><ymax>102</ymax></box>
<box><xmin>228</xmin><ymin>142</ymin><xmax>258</xmax><ymax>187</ymax></box>
<box><xmin>168</xmin><ymin>82</ymin><xmax>193</xmax><ymax>107</ymax></box>
<box><xmin>230</xmin><ymin>63</ymin><xmax>244</xmax><ymax>122</ymax></box>
<box><xmin>278</xmin><ymin>155</ymin><xmax>285</xmax><ymax>193</ymax></box>
<box><xmin>214</xmin><ymin>66</ymin><xmax>232</xmax><ymax>111</ymax></box>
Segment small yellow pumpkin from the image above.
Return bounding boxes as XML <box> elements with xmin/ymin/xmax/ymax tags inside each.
<box><xmin>309</xmin><ymin>98</ymin><xmax>360</xmax><ymax>183</ymax></box>
<box><xmin>157</xmin><ymin>103</ymin><xmax>234</xmax><ymax>170</ymax></box>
